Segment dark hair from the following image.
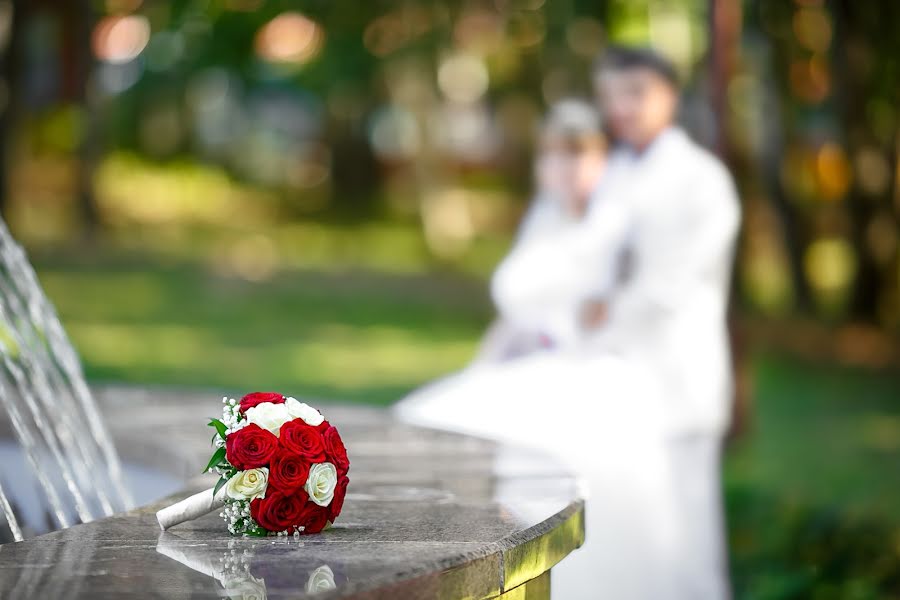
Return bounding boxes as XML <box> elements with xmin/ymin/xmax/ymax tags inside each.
<box><xmin>594</xmin><ymin>45</ymin><xmax>680</xmax><ymax>89</ymax></box>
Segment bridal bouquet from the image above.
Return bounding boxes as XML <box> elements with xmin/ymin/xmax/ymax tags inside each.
<box><xmin>157</xmin><ymin>392</ymin><xmax>350</xmax><ymax>537</ymax></box>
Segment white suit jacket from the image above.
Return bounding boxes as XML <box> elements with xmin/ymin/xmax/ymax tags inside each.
<box><xmin>492</xmin><ymin>128</ymin><xmax>741</xmax><ymax>436</ymax></box>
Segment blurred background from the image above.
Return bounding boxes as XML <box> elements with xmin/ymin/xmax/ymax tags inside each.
<box><xmin>0</xmin><ymin>0</ymin><xmax>897</xmax><ymax>596</ymax></box>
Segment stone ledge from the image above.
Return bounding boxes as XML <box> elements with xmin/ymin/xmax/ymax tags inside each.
<box><xmin>0</xmin><ymin>386</ymin><xmax>584</xmax><ymax>598</ymax></box>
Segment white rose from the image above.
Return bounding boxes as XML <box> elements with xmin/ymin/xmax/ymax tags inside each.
<box><xmin>304</xmin><ymin>462</ymin><xmax>337</xmax><ymax>507</ymax></box>
<box><xmin>285</xmin><ymin>397</ymin><xmax>324</xmax><ymax>427</ymax></box>
<box><xmin>305</xmin><ymin>565</ymin><xmax>336</xmax><ymax>593</ymax></box>
<box><xmin>245</xmin><ymin>402</ymin><xmax>291</xmax><ymax>437</ymax></box>
<box><xmin>225</xmin><ymin>468</ymin><xmax>268</xmax><ymax>501</ymax></box>
<box><xmin>223</xmin><ymin>575</ymin><xmax>267</xmax><ymax>600</ymax></box>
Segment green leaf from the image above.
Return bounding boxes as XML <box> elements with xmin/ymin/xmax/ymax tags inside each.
<box><xmin>204</xmin><ymin>447</ymin><xmax>226</xmax><ymax>473</ymax></box>
<box><xmin>244</xmin><ymin>527</ymin><xmax>268</xmax><ymax>537</ymax></box>
<box><xmin>213</xmin><ymin>475</ymin><xmax>229</xmax><ymax>498</ymax></box>
<box><xmin>207</xmin><ymin>418</ymin><xmax>228</xmax><ymax>439</ymax></box>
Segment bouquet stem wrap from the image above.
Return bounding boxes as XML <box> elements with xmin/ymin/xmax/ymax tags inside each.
<box><xmin>157</xmin><ymin>486</ymin><xmax>226</xmax><ymax>531</ymax></box>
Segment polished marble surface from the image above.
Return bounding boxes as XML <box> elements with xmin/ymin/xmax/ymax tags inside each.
<box><xmin>0</xmin><ymin>387</ymin><xmax>584</xmax><ymax>599</ymax></box>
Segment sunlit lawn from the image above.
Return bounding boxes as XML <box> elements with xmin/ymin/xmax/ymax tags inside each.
<box><xmin>33</xmin><ymin>250</ymin><xmax>900</xmax><ymax>598</ymax></box>
<box><xmin>35</xmin><ymin>251</ymin><xmax>492</xmax><ymax>404</ymax></box>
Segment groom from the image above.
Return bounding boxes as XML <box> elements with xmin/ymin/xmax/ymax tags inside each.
<box><xmin>585</xmin><ymin>46</ymin><xmax>740</xmax><ymax>438</ymax></box>
<box><xmin>584</xmin><ymin>46</ymin><xmax>741</xmax><ymax>598</ymax></box>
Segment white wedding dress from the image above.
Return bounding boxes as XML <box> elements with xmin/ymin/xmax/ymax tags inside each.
<box><xmin>468</xmin><ymin>192</ymin><xmax>583</xmax><ymax>365</ymax></box>
<box><xmin>395</xmin><ymin>128</ymin><xmax>740</xmax><ymax>599</ymax></box>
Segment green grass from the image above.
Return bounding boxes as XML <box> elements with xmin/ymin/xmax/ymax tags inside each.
<box><xmin>34</xmin><ymin>253</ymin><xmax>492</xmax><ymax>404</ymax></box>
<box><xmin>728</xmin><ymin>355</ymin><xmax>900</xmax><ymax>518</ymax></box>
<box><xmin>726</xmin><ymin>355</ymin><xmax>900</xmax><ymax>598</ymax></box>
<box><xmin>31</xmin><ymin>252</ymin><xmax>900</xmax><ymax>598</ymax></box>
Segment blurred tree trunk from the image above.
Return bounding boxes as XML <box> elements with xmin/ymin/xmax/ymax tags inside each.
<box><xmin>330</xmin><ymin>125</ymin><xmax>380</xmax><ymax>220</ymax></box>
<box><xmin>832</xmin><ymin>0</ymin><xmax>895</xmax><ymax>322</ymax></box>
<box><xmin>62</xmin><ymin>0</ymin><xmax>100</xmax><ymax>238</ymax></box>
<box><xmin>758</xmin><ymin>7</ymin><xmax>812</xmax><ymax>313</ymax></box>
<box><xmin>761</xmin><ymin>117</ymin><xmax>810</xmax><ymax>311</ymax></box>
<box><xmin>0</xmin><ymin>0</ymin><xmax>22</xmax><ymax>222</ymax></box>
<box><xmin>708</xmin><ymin>0</ymin><xmax>740</xmax><ymax>164</ymax></box>
<box><xmin>709</xmin><ymin>0</ymin><xmax>755</xmax><ymax>439</ymax></box>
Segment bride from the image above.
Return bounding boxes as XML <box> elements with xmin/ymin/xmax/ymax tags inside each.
<box><xmin>469</xmin><ymin>98</ymin><xmax>607</xmax><ymax>365</ymax></box>
<box><xmin>396</xmin><ymin>46</ymin><xmax>740</xmax><ymax>600</ymax></box>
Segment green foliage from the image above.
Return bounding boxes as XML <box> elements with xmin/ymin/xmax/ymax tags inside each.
<box><xmin>242</xmin><ymin>525</ymin><xmax>268</xmax><ymax>537</ymax></box>
<box><xmin>213</xmin><ymin>475</ymin><xmax>229</xmax><ymax>498</ymax></box>
<box><xmin>728</xmin><ymin>487</ymin><xmax>900</xmax><ymax>599</ymax></box>
<box><xmin>726</xmin><ymin>354</ymin><xmax>900</xmax><ymax>598</ymax></box>
<box><xmin>204</xmin><ymin>447</ymin><xmax>226</xmax><ymax>474</ymax></box>
<box><xmin>208</xmin><ymin>418</ymin><xmax>228</xmax><ymax>440</ymax></box>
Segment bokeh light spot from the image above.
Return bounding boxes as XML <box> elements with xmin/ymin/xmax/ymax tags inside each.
<box><xmin>792</xmin><ymin>7</ymin><xmax>832</xmax><ymax>52</ymax></box>
<box><xmin>789</xmin><ymin>54</ymin><xmax>830</xmax><ymax>103</ymax></box>
<box><xmin>437</xmin><ymin>53</ymin><xmax>489</xmax><ymax>104</ymax></box>
<box><xmin>804</xmin><ymin>237</ymin><xmax>857</xmax><ymax>313</ymax></box>
<box><xmin>816</xmin><ymin>143</ymin><xmax>851</xmax><ymax>202</ymax></box>
<box><xmin>854</xmin><ymin>147</ymin><xmax>891</xmax><ymax>196</ymax></box>
<box><xmin>368</xmin><ymin>105</ymin><xmax>420</xmax><ymax>162</ymax></box>
<box><xmin>255</xmin><ymin>12</ymin><xmax>323</xmax><ymax>65</ymax></box>
<box><xmin>92</xmin><ymin>15</ymin><xmax>151</xmax><ymax>64</ymax></box>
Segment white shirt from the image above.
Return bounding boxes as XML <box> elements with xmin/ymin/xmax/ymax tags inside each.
<box><xmin>491</xmin><ymin>128</ymin><xmax>741</xmax><ymax>435</ymax></box>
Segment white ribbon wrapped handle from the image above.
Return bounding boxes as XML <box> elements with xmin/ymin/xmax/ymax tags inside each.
<box><xmin>157</xmin><ymin>486</ymin><xmax>227</xmax><ymax>530</ymax></box>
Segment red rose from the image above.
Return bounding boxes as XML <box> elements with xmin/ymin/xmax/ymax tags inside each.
<box><xmin>225</xmin><ymin>424</ymin><xmax>278</xmax><ymax>470</ymax></box>
<box><xmin>280</xmin><ymin>419</ymin><xmax>326</xmax><ymax>461</ymax></box>
<box><xmin>297</xmin><ymin>499</ymin><xmax>330</xmax><ymax>534</ymax></box>
<box><xmin>250</xmin><ymin>490</ymin><xmax>307</xmax><ymax>532</ymax></box>
<box><xmin>329</xmin><ymin>476</ymin><xmax>349</xmax><ymax>522</ymax></box>
<box><xmin>239</xmin><ymin>392</ymin><xmax>285</xmax><ymax>414</ymax></box>
<box><xmin>316</xmin><ymin>419</ymin><xmax>330</xmax><ymax>433</ymax></box>
<box><xmin>323</xmin><ymin>426</ymin><xmax>349</xmax><ymax>475</ymax></box>
<box><xmin>269</xmin><ymin>448</ymin><xmax>311</xmax><ymax>493</ymax></box>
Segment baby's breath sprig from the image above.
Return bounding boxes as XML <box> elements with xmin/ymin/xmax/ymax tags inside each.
<box><xmin>220</xmin><ymin>498</ymin><xmax>266</xmax><ymax>536</ymax></box>
<box><xmin>221</xmin><ymin>397</ymin><xmax>247</xmax><ymax>435</ymax></box>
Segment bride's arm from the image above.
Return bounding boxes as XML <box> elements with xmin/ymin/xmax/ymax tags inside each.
<box><xmin>469</xmin><ymin>318</ymin><xmax>525</xmax><ymax>366</ymax></box>
<box><xmin>490</xmin><ymin>198</ymin><xmax>630</xmax><ymax>331</ymax></box>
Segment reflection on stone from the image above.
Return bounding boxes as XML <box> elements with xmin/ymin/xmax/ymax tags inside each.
<box><xmin>305</xmin><ymin>565</ymin><xmax>336</xmax><ymax>594</ymax></box>
<box><xmin>156</xmin><ymin>533</ymin><xmax>342</xmax><ymax>598</ymax></box>
<box><xmin>223</xmin><ymin>575</ymin><xmax>267</xmax><ymax>600</ymax></box>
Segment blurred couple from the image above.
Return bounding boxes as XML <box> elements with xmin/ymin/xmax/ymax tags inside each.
<box><xmin>396</xmin><ymin>46</ymin><xmax>740</xmax><ymax>599</ymax></box>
